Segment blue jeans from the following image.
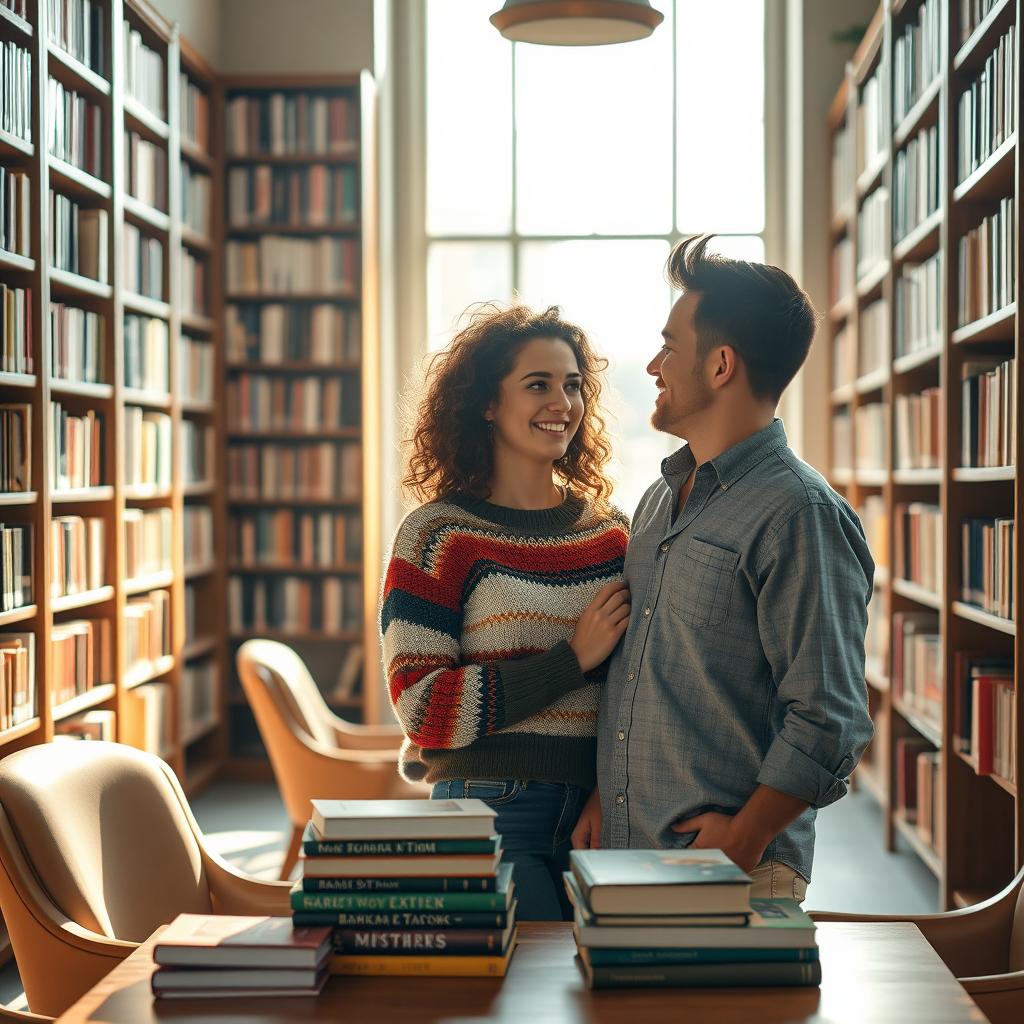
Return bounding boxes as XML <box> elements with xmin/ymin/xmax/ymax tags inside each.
<box><xmin>431</xmin><ymin>779</ymin><xmax>588</xmax><ymax>922</ymax></box>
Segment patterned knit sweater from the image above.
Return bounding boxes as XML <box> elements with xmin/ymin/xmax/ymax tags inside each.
<box><xmin>380</xmin><ymin>492</ymin><xmax>629</xmax><ymax>788</ymax></box>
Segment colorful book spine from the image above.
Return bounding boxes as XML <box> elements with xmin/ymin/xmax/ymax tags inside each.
<box><xmin>302</xmin><ymin>836</ymin><xmax>497</xmax><ymax>857</ymax></box>
<box><xmin>300</xmin><ymin>872</ymin><xmax>496</xmax><ymax>894</ymax></box>
<box><xmin>584</xmin><ymin>960</ymin><xmax>823</xmax><ymax>990</ymax></box>
<box><xmin>292</xmin><ymin>910</ymin><xmax>508</xmax><ymax>929</ymax></box>
<box><xmin>292</xmin><ymin>890</ymin><xmax>509</xmax><ymax>913</ymax></box>
<box><xmin>333</xmin><ymin>928</ymin><xmax>508</xmax><ymax>955</ymax></box>
<box><xmin>327</xmin><ymin>951</ymin><xmax>511</xmax><ymax>978</ymax></box>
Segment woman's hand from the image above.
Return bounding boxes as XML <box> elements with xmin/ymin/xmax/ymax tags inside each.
<box><xmin>571</xmin><ymin>787</ymin><xmax>603</xmax><ymax>849</ymax></box>
<box><xmin>569</xmin><ymin>581</ymin><xmax>631</xmax><ymax>673</ymax></box>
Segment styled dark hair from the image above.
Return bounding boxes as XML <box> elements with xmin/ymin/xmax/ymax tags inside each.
<box><xmin>403</xmin><ymin>303</ymin><xmax>613</xmax><ymax>504</ymax></box>
<box><xmin>666</xmin><ymin>234</ymin><xmax>819</xmax><ymax>401</ymax></box>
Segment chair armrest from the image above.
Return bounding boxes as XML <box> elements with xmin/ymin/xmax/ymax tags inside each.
<box><xmin>0</xmin><ymin>1007</ymin><xmax>57</xmax><ymax>1022</ymax></box>
<box><xmin>201</xmin><ymin>846</ymin><xmax>294</xmax><ymax>916</ymax></box>
<box><xmin>961</xmin><ymin>970</ymin><xmax>1024</xmax><ymax>993</ymax></box>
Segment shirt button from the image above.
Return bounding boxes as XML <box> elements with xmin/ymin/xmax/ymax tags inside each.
<box><xmin>627</xmin><ymin>672</ymin><xmax>635</xmax><ymax>680</ymax></box>
<box><xmin>659</xmin><ymin>543</ymin><xmax>669</xmax><ymax>553</ymax></box>
<box><xmin>617</xmin><ymin>730</ymin><xmax>625</xmax><ymax>741</ymax></box>
<box><xmin>643</xmin><ymin>607</ymin><xmax>651</xmax><ymax>616</ymax></box>
<box><xmin>615</xmin><ymin>793</ymin><xmax>625</xmax><ymax>805</ymax></box>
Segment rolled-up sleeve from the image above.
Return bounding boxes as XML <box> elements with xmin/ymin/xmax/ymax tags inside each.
<box><xmin>754</xmin><ymin>500</ymin><xmax>875</xmax><ymax>808</ymax></box>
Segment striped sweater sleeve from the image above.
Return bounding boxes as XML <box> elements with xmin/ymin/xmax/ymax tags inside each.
<box><xmin>380</xmin><ymin>518</ymin><xmax>588</xmax><ymax>753</ymax></box>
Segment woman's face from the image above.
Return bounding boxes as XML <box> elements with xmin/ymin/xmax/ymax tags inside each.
<box><xmin>486</xmin><ymin>337</ymin><xmax>585</xmax><ymax>467</ymax></box>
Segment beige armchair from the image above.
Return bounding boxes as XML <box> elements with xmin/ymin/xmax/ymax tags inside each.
<box><xmin>0</xmin><ymin>740</ymin><xmax>291</xmax><ymax>1018</ymax></box>
<box><xmin>236</xmin><ymin>639</ymin><xmax>425</xmax><ymax>880</ymax></box>
<box><xmin>811</xmin><ymin>864</ymin><xmax>1024</xmax><ymax>1024</ymax></box>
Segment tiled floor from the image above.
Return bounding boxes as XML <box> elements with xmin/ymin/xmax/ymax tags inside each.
<box><xmin>0</xmin><ymin>780</ymin><xmax>938</xmax><ymax>1010</ymax></box>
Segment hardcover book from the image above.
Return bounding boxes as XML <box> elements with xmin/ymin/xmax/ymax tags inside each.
<box><xmin>152</xmin><ymin>966</ymin><xmax>328</xmax><ymax>994</ymax></box>
<box><xmin>301</xmin><ymin>873</ymin><xmax>499</xmax><ymax>894</ymax></box>
<box><xmin>333</xmin><ymin>920</ymin><xmax>515</xmax><ymax>956</ymax></box>
<box><xmin>328</xmin><ymin>930</ymin><xmax>517</xmax><ymax>977</ymax></box>
<box><xmin>301</xmin><ymin>823</ymin><xmax>500</xmax><ymax>857</ymax></box>
<box><xmin>579</xmin><ymin>952</ymin><xmax>823</xmax><ymax>990</ymax></box>
<box><xmin>154</xmin><ymin>915</ymin><xmax>332</xmax><ymax>969</ymax></box>
<box><xmin>311</xmin><ymin>798</ymin><xmax>497</xmax><ymax>840</ymax></box>
<box><xmin>300</xmin><ymin>849</ymin><xmax>502</xmax><ymax>879</ymax></box>
<box><xmin>569</xmin><ymin>849</ymin><xmax>752</xmax><ymax>915</ymax></box>
<box><xmin>291</xmin><ymin>908</ymin><xmax>510</xmax><ymax>929</ymax></box>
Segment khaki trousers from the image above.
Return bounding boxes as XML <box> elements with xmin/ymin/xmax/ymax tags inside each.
<box><xmin>749</xmin><ymin>859</ymin><xmax>808</xmax><ymax>902</ymax></box>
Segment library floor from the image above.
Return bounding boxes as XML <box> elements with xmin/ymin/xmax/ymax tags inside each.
<box><xmin>0</xmin><ymin>782</ymin><xmax>939</xmax><ymax>1009</ymax></box>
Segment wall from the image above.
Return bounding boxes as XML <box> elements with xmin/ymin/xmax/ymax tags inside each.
<box><xmin>151</xmin><ymin>0</ymin><xmax>221</xmax><ymax>64</ymax></box>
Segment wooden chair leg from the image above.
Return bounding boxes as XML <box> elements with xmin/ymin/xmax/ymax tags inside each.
<box><xmin>280</xmin><ymin>824</ymin><xmax>303</xmax><ymax>881</ymax></box>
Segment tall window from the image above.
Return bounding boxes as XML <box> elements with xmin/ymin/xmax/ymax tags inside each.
<box><xmin>425</xmin><ymin>0</ymin><xmax>765</xmax><ymax>514</ymax></box>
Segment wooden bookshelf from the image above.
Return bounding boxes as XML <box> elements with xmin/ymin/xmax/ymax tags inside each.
<box><xmin>827</xmin><ymin>0</ymin><xmax>1022</xmax><ymax>908</ymax></box>
<box><xmin>219</xmin><ymin>73</ymin><xmax>381</xmax><ymax>770</ymax></box>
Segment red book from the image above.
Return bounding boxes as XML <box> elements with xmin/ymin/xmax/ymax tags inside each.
<box><xmin>971</xmin><ymin>676</ymin><xmax>997</xmax><ymax>775</ymax></box>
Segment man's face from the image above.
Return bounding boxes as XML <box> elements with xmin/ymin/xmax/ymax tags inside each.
<box><xmin>646</xmin><ymin>292</ymin><xmax>714</xmax><ymax>437</ymax></box>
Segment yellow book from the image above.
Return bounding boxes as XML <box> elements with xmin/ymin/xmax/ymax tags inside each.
<box><xmin>329</xmin><ymin>929</ymin><xmax>516</xmax><ymax>977</ymax></box>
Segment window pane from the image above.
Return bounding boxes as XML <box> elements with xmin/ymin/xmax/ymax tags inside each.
<box><xmin>704</xmin><ymin>234</ymin><xmax>766</xmax><ymax>262</ymax></box>
<box><xmin>518</xmin><ymin>240</ymin><xmax>673</xmax><ymax>516</ymax></box>
<box><xmin>427</xmin><ymin>241</ymin><xmax>513</xmax><ymax>351</ymax></box>
<box><xmin>676</xmin><ymin>0</ymin><xmax>765</xmax><ymax>234</ymax></box>
<box><xmin>426</xmin><ymin>0</ymin><xmax>512</xmax><ymax>235</ymax></box>
<box><xmin>515</xmin><ymin>2</ymin><xmax>673</xmax><ymax>235</ymax></box>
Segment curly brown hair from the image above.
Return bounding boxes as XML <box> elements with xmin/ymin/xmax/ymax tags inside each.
<box><xmin>403</xmin><ymin>303</ymin><xmax>614</xmax><ymax>504</ymax></box>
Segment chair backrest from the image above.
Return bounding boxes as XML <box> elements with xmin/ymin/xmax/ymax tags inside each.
<box><xmin>1011</xmin><ymin>873</ymin><xmax>1024</xmax><ymax>972</ymax></box>
<box><xmin>237</xmin><ymin>639</ymin><xmax>336</xmax><ymax>748</ymax></box>
<box><xmin>0</xmin><ymin>741</ymin><xmax>212</xmax><ymax>942</ymax></box>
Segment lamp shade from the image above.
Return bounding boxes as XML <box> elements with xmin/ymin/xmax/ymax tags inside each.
<box><xmin>490</xmin><ymin>0</ymin><xmax>664</xmax><ymax>45</ymax></box>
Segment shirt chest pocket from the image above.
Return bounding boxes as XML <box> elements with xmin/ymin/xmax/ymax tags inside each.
<box><xmin>668</xmin><ymin>537</ymin><xmax>740</xmax><ymax>628</ymax></box>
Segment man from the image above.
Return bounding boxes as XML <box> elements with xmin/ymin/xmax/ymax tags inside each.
<box><xmin>572</xmin><ymin>235</ymin><xmax>874</xmax><ymax>902</ymax></box>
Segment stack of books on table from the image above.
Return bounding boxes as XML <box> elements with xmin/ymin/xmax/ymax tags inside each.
<box><xmin>291</xmin><ymin>798</ymin><xmax>518</xmax><ymax>977</ymax></box>
<box><xmin>151</xmin><ymin>914</ymin><xmax>332</xmax><ymax>998</ymax></box>
<box><xmin>565</xmin><ymin>850</ymin><xmax>820</xmax><ymax>990</ymax></box>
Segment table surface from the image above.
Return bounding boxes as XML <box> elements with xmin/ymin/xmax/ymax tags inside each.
<box><xmin>56</xmin><ymin>921</ymin><xmax>988</xmax><ymax>1024</ymax></box>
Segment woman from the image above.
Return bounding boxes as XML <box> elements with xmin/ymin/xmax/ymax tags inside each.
<box><xmin>380</xmin><ymin>303</ymin><xmax>630</xmax><ymax>921</ymax></box>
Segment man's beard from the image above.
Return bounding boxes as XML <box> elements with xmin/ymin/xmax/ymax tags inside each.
<box><xmin>650</xmin><ymin>374</ymin><xmax>714</xmax><ymax>434</ymax></box>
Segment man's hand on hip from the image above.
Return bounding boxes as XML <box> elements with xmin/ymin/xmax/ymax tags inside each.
<box><xmin>670</xmin><ymin>811</ymin><xmax>765</xmax><ymax>874</ymax></box>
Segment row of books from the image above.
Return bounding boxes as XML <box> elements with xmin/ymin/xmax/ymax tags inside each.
<box><xmin>830</xmin><ymin>237</ymin><xmax>853</xmax><ymax>306</ymax></box>
<box><xmin>123</xmin><ymin>19</ymin><xmax>164</xmax><ymax>119</ymax></box>
<box><xmin>124</xmin><ymin>222</ymin><xmax>164</xmax><ymax>300</ymax></box>
<box><xmin>957</xmin><ymin>198</ymin><xmax>1015</xmax><ymax>326</ymax></box>
<box><xmin>0</xmin><ymin>404</ymin><xmax>29</xmax><ymax>493</ymax></box>
<box><xmin>830</xmin><ymin>120</ymin><xmax>854</xmax><ymax>218</ymax></box>
<box><xmin>893</xmin><ymin>610</ymin><xmax>942</xmax><ymax>731</ymax></box>
<box><xmin>48</xmin><ymin>78</ymin><xmax>103</xmax><ymax>179</ymax></box>
<box><xmin>55</xmin><ymin>707</ymin><xmax>115</xmax><ymax>741</ymax></box>
<box><xmin>47</xmin><ymin>0</ymin><xmax>104</xmax><ymax>75</ymax></box>
<box><xmin>0</xmin><ymin>523</ymin><xmax>30</xmax><ymax>611</ymax></box>
<box><xmin>179</xmin><ymin>337</ymin><xmax>213</xmax><ymax>402</ymax></box>
<box><xmin>893</xmin><ymin>0</ymin><xmax>941</xmax><ymax>125</ymax></box>
<box><xmin>953</xmin><ymin>654</ymin><xmax>1014</xmax><ymax>782</ymax></box>
<box><xmin>50</xmin><ymin>514</ymin><xmax>103</xmax><ymax>598</ymax></box>
<box><xmin>857</xmin><ymin>66</ymin><xmax>885</xmax><ymax>177</ymax></box>
<box><xmin>860</xmin><ymin>495</ymin><xmax>888</xmax><ymax>573</ymax></box>
<box><xmin>50</xmin><ymin>193</ymin><xmax>107</xmax><ymax>283</ymax></box>
<box><xmin>123</xmin><ymin>588</ymin><xmax>170</xmax><ymax>671</ymax></box>
<box><xmin>180</xmin><ymin>249</ymin><xmax>207</xmax><ymax>316</ymax></box>
<box><xmin>962</xmin><ymin>356</ymin><xmax>1015</xmax><ymax>468</ymax></box>
<box><xmin>892</xmin><ymin>123</ymin><xmax>939</xmax><ymax>244</ymax></box>
<box><xmin>1</xmin><ymin>168</ymin><xmax>30</xmax><ymax>256</ymax></box>
<box><xmin>1</xmin><ymin>284</ymin><xmax>32</xmax><ymax>373</ymax></box>
<box><xmin>865</xmin><ymin>588</ymin><xmax>889</xmax><ymax>671</ymax></box>
<box><xmin>894</xmin><ymin>387</ymin><xmax>941</xmax><ymax>471</ymax></box>
<box><xmin>1</xmin><ymin>1</ymin><xmax>25</xmax><ymax>17</ymax></box>
<box><xmin>229</xmin><ymin>510</ymin><xmax>363</xmax><ymax>569</ymax></box>
<box><xmin>227</xmin><ymin>165</ymin><xmax>358</xmax><ymax>227</ymax></box>
<box><xmin>179</xmin><ymin>73</ymin><xmax>209</xmax><ymax>150</ymax></box>
<box><xmin>134</xmin><ymin>680</ymin><xmax>172</xmax><ymax>757</ymax></box>
<box><xmin>125</xmin><ymin>131</ymin><xmax>167</xmax><ymax>211</ymax></box>
<box><xmin>228</xmin><ymin>374</ymin><xmax>361</xmax><ymax>432</ymax></box>
<box><xmin>895</xmin><ymin>501</ymin><xmax>942</xmax><ymax>594</ymax></box>
<box><xmin>895</xmin><ymin>737</ymin><xmax>941</xmax><ymax>853</ymax></box>
<box><xmin>831</xmin><ymin>325</ymin><xmax>852</xmax><ymax>389</ymax></box>
<box><xmin>225</xmin><ymin>237</ymin><xmax>358</xmax><ymax>294</ymax></box>
<box><xmin>831</xmin><ymin>408</ymin><xmax>852</xmax><ymax>471</ymax></box>
<box><xmin>894</xmin><ymin>252</ymin><xmax>942</xmax><ymax>357</ymax></box>
<box><xmin>228</xmin><ymin>575</ymin><xmax>362</xmax><ymax>634</ymax></box>
<box><xmin>856</xmin><ymin>187</ymin><xmax>888</xmax><ymax>279</ymax></box>
<box><xmin>858</xmin><ymin>298</ymin><xmax>888</xmax><ymax>378</ymax></box>
<box><xmin>854</xmin><ymin>402</ymin><xmax>885</xmax><ymax>471</ymax></box>
<box><xmin>124</xmin><ymin>314</ymin><xmax>169</xmax><ymax>393</ymax></box>
<box><xmin>226</xmin><ymin>303</ymin><xmax>362</xmax><ymax>364</ymax></box>
<box><xmin>51</xmin><ymin>302</ymin><xmax>103</xmax><ymax>383</ymax></box>
<box><xmin>0</xmin><ymin>632</ymin><xmax>34</xmax><ymax>731</ymax></box>
<box><xmin>959</xmin><ymin>1</ymin><xmax>1001</xmax><ymax>43</ymax></box>
<box><xmin>225</xmin><ymin>92</ymin><xmax>358</xmax><ymax>157</ymax></box>
<box><xmin>0</xmin><ymin>38</ymin><xmax>31</xmax><ymax>144</ymax></box>
<box><xmin>124</xmin><ymin>407</ymin><xmax>170</xmax><ymax>488</ymax></box>
<box><xmin>181</xmin><ymin>660</ymin><xmax>217</xmax><ymax>741</ymax></box>
<box><xmin>955</xmin><ymin>25</ymin><xmax>1016</xmax><ymax>185</ymax></box>
<box><xmin>184</xmin><ymin>506</ymin><xmax>213</xmax><ymax>568</ymax></box>
<box><xmin>124</xmin><ymin>507</ymin><xmax>171</xmax><ymax>581</ymax></box>
<box><xmin>51</xmin><ymin>616</ymin><xmax>110</xmax><ymax>707</ymax></box>
<box><xmin>961</xmin><ymin>516</ymin><xmax>1014</xmax><ymax>620</ymax></box>
<box><xmin>49</xmin><ymin>402</ymin><xmax>103</xmax><ymax>491</ymax></box>
<box><xmin>181</xmin><ymin>421</ymin><xmax>214</xmax><ymax>485</ymax></box>
<box><xmin>181</xmin><ymin>163</ymin><xmax>210</xmax><ymax>236</ymax></box>
<box><xmin>227</xmin><ymin>442</ymin><xmax>362</xmax><ymax>501</ymax></box>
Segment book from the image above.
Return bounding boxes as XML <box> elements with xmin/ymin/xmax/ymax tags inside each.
<box><xmin>333</xmin><ymin>920</ymin><xmax>515</xmax><ymax>956</ymax></box>
<box><xmin>328</xmin><ymin>931</ymin><xmax>517</xmax><ymax>977</ymax></box>
<box><xmin>300</xmin><ymin>849</ymin><xmax>502</xmax><ymax>878</ymax></box>
<box><xmin>311</xmin><ymin>798</ymin><xmax>496</xmax><ymax>840</ymax></box>
<box><xmin>572</xmin><ymin>898</ymin><xmax>816</xmax><ymax>950</ymax></box>
<box><xmin>569</xmin><ymin>849</ymin><xmax>751</xmax><ymax>916</ymax></box>
<box><xmin>578</xmin><ymin>952</ymin><xmax>823</xmax><ymax>990</ymax></box>
<box><xmin>301</xmin><ymin>873</ymin><xmax>500</xmax><ymax>893</ymax></box>
<box><xmin>153</xmin><ymin>915</ymin><xmax>332</xmax><ymax>969</ymax></box>
<box><xmin>152</xmin><ymin>966</ymin><xmax>328</xmax><ymax>992</ymax></box>
<box><xmin>291</xmin><ymin>909</ymin><xmax>511</xmax><ymax>929</ymax></box>
<box><xmin>301</xmin><ymin>824</ymin><xmax>500</xmax><ymax>857</ymax></box>
<box><xmin>583</xmin><ymin>944</ymin><xmax>820</xmax><ymax>966</ymax></box>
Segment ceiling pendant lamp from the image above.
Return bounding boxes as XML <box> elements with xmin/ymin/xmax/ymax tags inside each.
<box><xmin>490</xmin><ymin>0</ymin><xmax>663</xmax><ymax>46</ymax></box>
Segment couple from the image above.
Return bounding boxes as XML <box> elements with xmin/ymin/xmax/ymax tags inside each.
<box><xmin>380</xmin><ymin>235</ymin><xmax>875</xmax><ymax>921</ymax></box>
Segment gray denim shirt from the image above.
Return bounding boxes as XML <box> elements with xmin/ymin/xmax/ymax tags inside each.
<box><xmin>597</xmin><ymin>418</ymin><xmax>875</xmax><ymax>880</ymax></box>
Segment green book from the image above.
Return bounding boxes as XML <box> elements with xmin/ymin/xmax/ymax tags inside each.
<box><xmin>580</xmin><ymin>953</ymin><xmax>823</xmax><ymax>989</ymax></box>
<box><xmin>301</xmin><ymin>823</ymin><xmax>499</xmax><ymax>857</ymax></box>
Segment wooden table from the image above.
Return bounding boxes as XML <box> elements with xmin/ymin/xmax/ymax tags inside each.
<box><xmin>57</xmin><ymin>921</ymin><xmax>987</xmax><ymax>1023</ymax></box>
